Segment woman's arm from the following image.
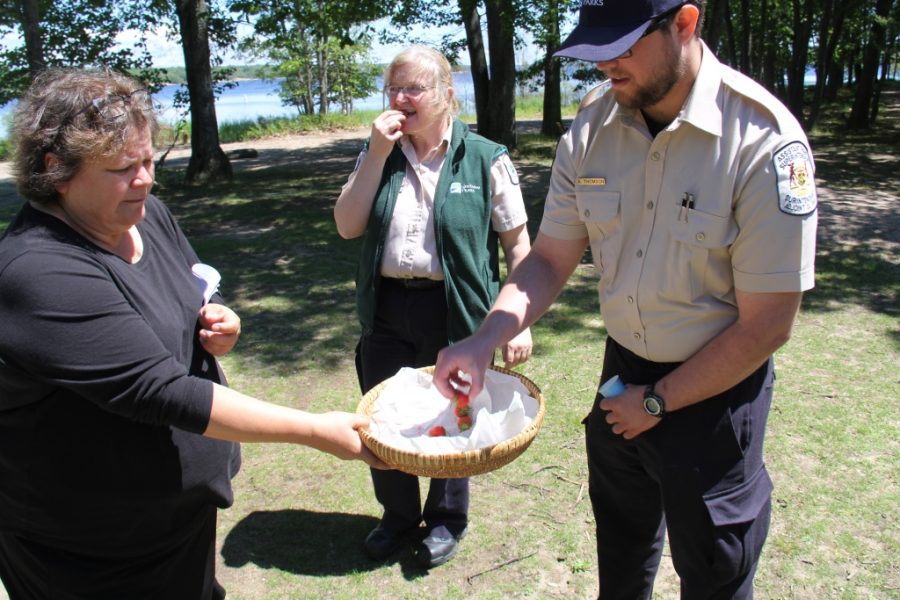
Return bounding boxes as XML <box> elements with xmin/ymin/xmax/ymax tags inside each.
<box><xmin>334</xmin><ymin>110</ymin><xmax>407</xmax><ymax>239</ymax></box>
<box><xmin>204</xmin><ymin>383</ymin><xmax>385</xmax><ymax>467</ymax></box>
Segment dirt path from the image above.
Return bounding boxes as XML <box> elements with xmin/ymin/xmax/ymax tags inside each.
<box><xmin>0</xmin><ymin>126</ymin><xmax>372</xmax><ymax>182</ymax></box>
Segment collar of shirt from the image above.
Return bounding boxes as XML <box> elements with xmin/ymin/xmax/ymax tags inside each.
<box><xmin>398</xmin><ymin>119</ymin><xmax>453</xmax><ymax>166</ymax></box>
<box><xmin>680</xmin><ymin>40</ymin><xmax>725</xmax><ymax>138</ymax></box>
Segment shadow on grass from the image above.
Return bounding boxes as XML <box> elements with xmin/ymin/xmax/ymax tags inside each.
<box><xmin>220</xmin><ymin>509</ymin><xmax>433</xmax><ymax>581</ymax></box>
<box><xmin>804</xmin><ymin>184</ymin><xmax>898</xmax><ymax>318</ymax></box>
<box><xmin>803</xmin><ymin>85</ymin><xmax>900</xmax><ymax>320</ymax></box>
<box><xmin>158</xmin><ymin>137</ymin><xmax>366</xmax><ymax>376</ymax></box>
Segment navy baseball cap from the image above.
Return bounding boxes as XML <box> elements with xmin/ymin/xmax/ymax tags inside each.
<box><xmin>555</xmin><ymin>0</ymin><xmax>686</xmax><ymax>62</ymax></box>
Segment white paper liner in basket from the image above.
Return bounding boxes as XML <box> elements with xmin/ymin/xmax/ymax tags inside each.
<box><xmin>356</xmin><ymin>365</ymin><xmax>545</xmax><ymax>478</ymax></box>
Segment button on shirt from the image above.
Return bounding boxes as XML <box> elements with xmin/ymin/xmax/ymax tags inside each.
<box><xmin>344</xmin><ymin>121</ymin><xmax>528</xmax><ymax>280</ymax></box>
<box><xmin>540</xmin><ymin>43</ymin><xmax>817</xmax><ymax>362</ymax></box>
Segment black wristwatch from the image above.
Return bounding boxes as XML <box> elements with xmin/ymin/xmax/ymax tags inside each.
<box><xmin>643</xmin><ymin>384</ymin><xmax>667</xmax><ymax>418</ymax></box>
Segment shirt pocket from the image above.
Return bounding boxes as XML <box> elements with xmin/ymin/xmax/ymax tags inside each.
<box><xmin>665</xmin><ymin>209</ymin><xmax>738</xmax><ymax>302</ymax></box>
<box><xmin>575</xmin><ymin>189</ymin><xmax>621</xmax><ymax>275</ymax></box>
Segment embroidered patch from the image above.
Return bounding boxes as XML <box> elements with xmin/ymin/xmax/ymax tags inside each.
<box><xmin>773</xmin><ymin>142</ymin><xmax>817</xmax><ymax>215</ymax></box>
<box><xmin>448</xmin><ymin>182</ymin><xmax>482</xmax><ymax>194</ymax></box>
<box><xmin>576</xmin><ymin>177</ymin><xmax>607</xmax><ymax>186</ymax></box>
<box><xmin>502</xmin><ymin>154</ymin><xmax>520</xmax><ymax>185</ymax></box>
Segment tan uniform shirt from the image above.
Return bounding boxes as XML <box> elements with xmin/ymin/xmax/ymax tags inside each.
<box><xmin>541</xmin><ymin>43</ymin><xmax>817</xmax><ymax>362</ymax></box>
<box><xmin>344</xmin><ymin>121</ymin><xmax>527</xmax><ymax>280</ymax></box>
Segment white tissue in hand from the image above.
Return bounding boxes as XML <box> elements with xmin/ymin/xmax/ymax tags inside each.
<box><xmin>369</xmin><ymin>367</ymin><xmax>538</xmax><ymax>455</ymax></box>
<box><xmin>192</xmin><ymin>263</ymin><xmax>221</xmax><ymax>304</ymax></box>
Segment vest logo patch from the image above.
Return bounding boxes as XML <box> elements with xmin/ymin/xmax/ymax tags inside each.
<box><xmin>449</xmin><ymin>182</ymin><xmax>482</xmax><ymax>194</ymax></box>
<box><xmin>774</xmin><ymin>141</ymin><xmax>817</xmax><ymax>216</ymax></box>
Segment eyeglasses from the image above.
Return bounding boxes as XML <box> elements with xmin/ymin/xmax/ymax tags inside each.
<box><xmin>72</xmin><ymin>89</ymin><xmax>152</xmax><ymax>122</ymax></box>
<box><xmin>613</xmin><ymin>4</ymin><xmax>684</xmax><ymax>60</ymax></box>
<box><xmin>383</xmin><ymin>85</ymin><xmax>434</xmax><ymax>98</ymax></box>
<box><xmin>50</xmin><ymin>89</ymin><xmax>152</xmax><ymax>150</ymax></box>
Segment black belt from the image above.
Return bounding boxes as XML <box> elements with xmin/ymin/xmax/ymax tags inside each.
<box><xmin>382</xmin><ymin>277</ymin><xmax>444</xmax><ymax>289</ymax></box>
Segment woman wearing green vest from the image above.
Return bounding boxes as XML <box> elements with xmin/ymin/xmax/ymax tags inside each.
<box><xmin>335</xmin><ymin>45</ymin><xmax>533</xmax><ymax>569</ymax></box>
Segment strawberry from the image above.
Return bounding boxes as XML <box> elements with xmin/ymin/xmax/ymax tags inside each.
<box><xmin>455</xmin><ymin>392</ymin><xmax>470</xmax><ymax>408</ymax></box>
<box><xmin>427</xmin><ymin>425</ymin><xmax>447</xmax><ymax>437</ymax></box>
<box><xmin>457</xmin><ymin>415</ymin><xmax>473</xmax><ymax>431</ymax></box>
<box><xmin>453</xmin><ymin>403</ymin><xmax>471</xmax><ymax>418</ymax></box>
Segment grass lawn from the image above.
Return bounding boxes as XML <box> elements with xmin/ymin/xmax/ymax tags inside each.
<box><xmin>0</xmin><ymin>87</ymin><xmax>896</xmax><ymax>599</ymax></box>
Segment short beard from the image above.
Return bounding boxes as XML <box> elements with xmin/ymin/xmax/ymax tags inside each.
<box><xmin>615</xmin><ymin>35</ymin><xmax>685</xmax><ymax>111</ymax></box>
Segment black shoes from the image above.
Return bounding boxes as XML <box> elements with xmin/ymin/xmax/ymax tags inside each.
<box><xmin>414</xmin><ymin>526</ymin><xmax>468</xmax><ymax>569</ymax></box>
<box><xmin>363</xmin><ymin>524</ymin><xmax>412</xmax><ymax>561</ymax></box>
<box><xmin>364</xmin><ymin>522</ymin><xmax>468</xmax><ymax>567</ymax></box>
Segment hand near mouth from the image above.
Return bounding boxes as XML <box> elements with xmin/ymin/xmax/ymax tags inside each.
<box><xmin>370</xmin><ymin>109</ymin><xmax>407</xmax><ymax>158</ymax></box>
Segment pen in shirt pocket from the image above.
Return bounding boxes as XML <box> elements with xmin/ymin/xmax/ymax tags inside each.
<box><xmin>679</xmin><ymin>193</ymin><xmax>695</xmax><ymax>222</ymax></box>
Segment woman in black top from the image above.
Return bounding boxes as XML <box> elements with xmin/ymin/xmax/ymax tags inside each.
<box><xmin>0</xmin><ymin>68</ymin><xmax>382</xmax><ymax>599</ymax></box>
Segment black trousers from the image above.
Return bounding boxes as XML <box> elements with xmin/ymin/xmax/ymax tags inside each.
<box><xmin>355</xmin><ymin>279</ymin><xmax>469</xmax><ymax>535</ymax></box>
<box><xmin>0</xmin><ymin>505</ymin><xmax>225</xmax><ymax>600</ymax></box>
<box><xmin>585</xmin><ymin>337</ymin><xmax>774</xmax><ymax>600</ymax></box>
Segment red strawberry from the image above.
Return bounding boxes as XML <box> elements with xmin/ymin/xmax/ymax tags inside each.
<box><xmin>457</xmin><ymin>415</ymin><xmax>473</xmax><ymax>431</ymax></box>
<box><xmin>454</xmin><ymin>403</ymin><xmax>471</xmax><ymax>418</ymax></box>
<box><xmin>428</xmin><ymin>425</ymin><xmax>447</xmax><ymax>437</ymax></box>
<box><xmin>455</xmin><ymin>392</ymin><xmax>470</xmax><ymax>408</ymax></box>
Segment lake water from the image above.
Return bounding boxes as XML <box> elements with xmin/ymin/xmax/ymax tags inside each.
<box><xmin>1</xmin><ymin>67</ymin><xmax>820</xmax><ymax>134</ymax></box>
<box><xmin>155</xmin><ymin>71</ymin><xmax>479</xmax><ymax>124</ymax></box>
<box><xmin>0</xmin><ymin>72</ymin><xmax>478</xmax><ymax>132</ymax></box>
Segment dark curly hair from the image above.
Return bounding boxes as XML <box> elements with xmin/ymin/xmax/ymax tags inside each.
<box><xmin>11</xmin><ymin>68</ymin><xmax>159</xmax><ymax>205</ymax></box>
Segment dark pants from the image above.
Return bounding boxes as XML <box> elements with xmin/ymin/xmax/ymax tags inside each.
<box><xmin>585</xmin><ymin>337</ymin><xmax>774</xmax><ymax>600</ymax></box>
<box><xmin>0</xmin><ymin>505</ymin><xmax>225</xmax><ymax>600</ymax></box>
<box><xmin>356</xmin><ymin>278</ymin><xmax>469</xmax><ymax>535</ymax></box>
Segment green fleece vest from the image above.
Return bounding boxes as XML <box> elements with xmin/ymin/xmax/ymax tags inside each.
<box><xmin>356</xmin><ymin>119</ymin><xmax>508</xmax><ymax>343</ymax></box>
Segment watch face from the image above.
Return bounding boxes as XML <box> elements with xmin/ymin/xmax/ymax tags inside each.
<box><xmin>644</xmin><ymin>396</ymin><xmax>663</xmax><ymax>416</ymax></box>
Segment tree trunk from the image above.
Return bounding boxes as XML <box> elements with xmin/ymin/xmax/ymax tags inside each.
<box><xmin>703</xmin><ymin>0</ymin><xmax>727</xmax><ymax>51</ymax></box>
<box><xmin>738</xmin><ymin>0</ymin><xmax>750</xmax><ymax>73</ymax></box>
<box><xmin>785</xmin><ymin>0</ymin><xmax>814</xmax><ymax>120</ymax></box>
<box><xmin>458</xmin><ymin>0</ymin><xmax>490</xmax><ymax>135</ymax></box>
<box><xmin>483</xmin><ymin>0</ymin><xmax>517</xmax><ymax>148</ymax></box>
<box><xmin>540</xmin><ymin>0</ymin><xmax>563</xmax><ymax>137</ymax></box>
<box><xmin>847</xmin><ymin>0</ymin><xmax>892</xmax><ymax>128</ymax></box>
<box><xmin>317</xmin><ymin>37</ymin><xmax>328</xmax><ymax>115</ymax></box>
<box><xmin>175</xmin><ymin>0</ymin><xmax>232</xmax><ymax>184</ymax></box>
<box><xmin>759</xmin><ymin>0</ymin><xmax>777</xmax><ymax>91</ymax></box>
<box><xmin>723</xmin><ymin>0</ymin><xmax>738</xmax><ymax>67</ymax></box>
<box><xmin>19</xmin><ymin>0</ymin><xmax>45</xmax><ymax>74</ymax></box>
<box><xmin>824</xmin><ymin>60</ymin><xmax>843</xmax><ymax>101</ymax></box>
<box><xmin>805</xmin><ymin>0</ymin><xmax>846</xmax><ymax>130</ymax></box>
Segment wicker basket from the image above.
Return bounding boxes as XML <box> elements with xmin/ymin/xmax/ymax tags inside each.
<box><xmin>356</xmin><ymin>365</ymin><xmax>545</xmax><ymax>478</ymax></box>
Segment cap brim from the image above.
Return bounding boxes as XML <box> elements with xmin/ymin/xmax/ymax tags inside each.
<box><xmin>554</xmin><ymin>21</ymin><xmax>652</xmax><ymax>62</ymax></box>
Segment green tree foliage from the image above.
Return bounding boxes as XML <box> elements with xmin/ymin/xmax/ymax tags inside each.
<box><xmin>0</xmin><ymin>0</ymin><xmax>163</xmax><ymax>103</ymax></box>
<box><xmin>228</xmin><ymin>0</ymin><xmax>388</xmax><ymax>116</ymax></box>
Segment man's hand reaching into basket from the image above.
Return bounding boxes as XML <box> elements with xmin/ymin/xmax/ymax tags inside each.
<box><xmin>433</xmin><ymin>332</ymin><xmax>497</xmax><ymax>402</ymax></box>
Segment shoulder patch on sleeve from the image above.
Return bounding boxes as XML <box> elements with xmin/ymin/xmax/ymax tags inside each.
<box><xmin>501</xmin><ymin>154</ymin><xmax>520</xmax><ymax>186</ymax></box>
<box><xmin>773</xmin><ymin>141</ymin><xmax>817</xmax><ymax>215</ymax></box>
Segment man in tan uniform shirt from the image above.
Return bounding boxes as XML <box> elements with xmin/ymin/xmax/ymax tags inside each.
<box><xmin>433</xmin><ymin>1</ymin><xmax>817</xmax><ymax>598</ymax></box>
